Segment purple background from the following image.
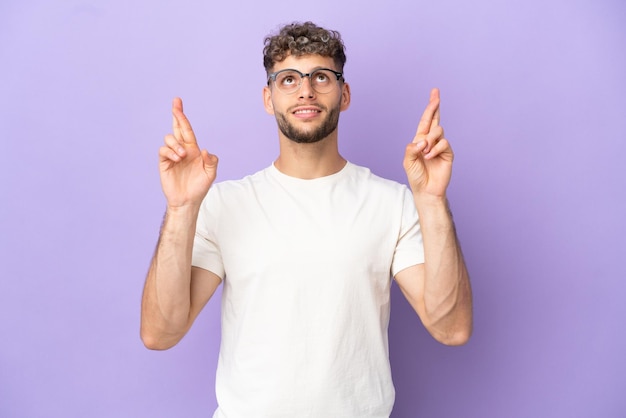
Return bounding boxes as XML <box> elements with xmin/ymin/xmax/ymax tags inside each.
<box><xmin>2</xmin><ymin>0</ymin><xmax>625</xmax><ymax>417</ymax></box>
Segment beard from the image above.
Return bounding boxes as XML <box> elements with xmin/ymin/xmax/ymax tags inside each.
<box><xmin>275</xmin><ymin>104</ymin><xmax>341</xmax><ymax>144</ymax></box>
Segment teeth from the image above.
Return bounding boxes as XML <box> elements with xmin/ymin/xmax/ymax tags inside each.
<box><xmin>295</xmin><ymin>109</ymin><xmax>318</xmax><ymax>114</ymax></box>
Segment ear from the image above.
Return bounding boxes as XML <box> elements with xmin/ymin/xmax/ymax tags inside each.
<box><xmin>263</xmin><ymin>86</ymin><xmax>275</xmax><ymax>115</ymax></box>
<box><xmin>340</xmin><ymin>82</ymin><xmax>351</xmax><ymax>111</ymax></box>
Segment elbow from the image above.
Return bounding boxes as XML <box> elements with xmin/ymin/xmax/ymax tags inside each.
<box><xmin>424</xmin><ymin>297</ymin><xmax>473</xmax><ymax>346</ymax></box>
<box><xmin>141</xmin><ymin>336</ymin><xmax>172</xmax><ymax>351</ymax></box>
<box><xmin>425</xmin><ymin>312</ymin><xmax>473</xmax><ymax>346</ymax></box>
<box><xmin>436</xmin><ymin>327</ymin><xmax>472</xmax><ymax>346</ymax></box>
<box><xmin>140</xmin><ymin>327</ymin><xmax>179</xmax><ymax>351</ymax></box>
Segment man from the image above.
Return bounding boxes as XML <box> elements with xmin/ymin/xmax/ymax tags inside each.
<box><xmin>141</xmin><ymin>22</ymin><xmax>472</xmax><ymax>417</ymax></box>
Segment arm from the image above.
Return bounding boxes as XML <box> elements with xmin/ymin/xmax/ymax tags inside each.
<box><xmin>394</xmin><ymin>88</ymin><xmax>473</xmax><ymax>346</ymax></box>
<box><xmin>140</xmin><ymin>98</ymin><xmax>221</xmax><ymax>350</ymax></box>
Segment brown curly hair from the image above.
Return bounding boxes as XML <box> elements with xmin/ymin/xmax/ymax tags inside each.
<box><xmin>263</xmin><ymin>22</ymin><xmax>347</xmax><ymax>74</ymax></box>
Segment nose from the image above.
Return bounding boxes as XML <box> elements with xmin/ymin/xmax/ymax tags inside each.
<box><xmin>298</xmin><ymin>75</ymin><xmax>315</xmax><ymax>98</ymax></box>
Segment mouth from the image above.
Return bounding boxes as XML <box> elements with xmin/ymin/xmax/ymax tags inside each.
<box><xmin>291</xmin><ymin>106</ymin><xmax>323</xmax><ymax>116</ymax></box>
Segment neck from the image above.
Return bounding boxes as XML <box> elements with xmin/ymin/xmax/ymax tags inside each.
<box><xmin>274</xmin><ymin>132</ymin><xmax>346</xmax><ymax>179</ymax></box>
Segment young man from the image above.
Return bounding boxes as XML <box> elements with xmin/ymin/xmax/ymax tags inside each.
<box><xmin>141</xmin><ymin>22</ymin><xmax>472</xmax><ymax>417</ymax></box>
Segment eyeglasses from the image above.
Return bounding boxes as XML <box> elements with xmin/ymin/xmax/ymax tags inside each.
<box><xmin>267</xmin><ymin>68</ymin><xmax>343</xmax><ymax>95</ymax></box>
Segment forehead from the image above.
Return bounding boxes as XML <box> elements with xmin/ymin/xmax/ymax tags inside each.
<box><xmin>272</xmin><ymin>54</ymin><xmax>337</xmax><ymax>73</ymax></box>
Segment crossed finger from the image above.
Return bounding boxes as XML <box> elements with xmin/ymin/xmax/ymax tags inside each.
<box><xmin>430</xmin><ymin>89</ymin><xmax>440</xmax><ymax>131</ymax></box>
<box><xmin>414</xmin><ymin>88</ymin><xmax>440</xmax><ymax>138</ymax></box>
<box><xmin>172</xmin><ymin>97</ymin><xmax>197</xmax><ymax>144</ymax></box>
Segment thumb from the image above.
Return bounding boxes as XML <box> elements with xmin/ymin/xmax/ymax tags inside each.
<box><xmin>403</xmin><ymin>141</ymin><xmax>427</xmax><ymax>178</ymax></box>
<box><xmin>201</xmin><ymin>150</ymin><xmax>219</xmax><ymax>168</ymax></box>
<box><xmin>404</xmin><ymin>141</ymin><xmax>427</xmax><ymax>163</ymax></box>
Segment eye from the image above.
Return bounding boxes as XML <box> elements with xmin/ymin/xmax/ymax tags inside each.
<box><xmin>277</xmin><ymin>71</ymin><xmax>299</xmax><ymax>87</ymax></box>
<box><xmin>314</xmin><ymin>71</ymin><xmax>330</xmax><ymax>83</ymax></box>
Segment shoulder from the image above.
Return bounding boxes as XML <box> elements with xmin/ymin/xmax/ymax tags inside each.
<box><xmin>209</xmin><ymin>166</ymin><xmax>272</xmax><ymax>194</ymax></box>
<box><xmin>198</xmin><ymin>166</ymin><xmax>272</xmax><ymax>215</ymax></box>
<box><xmin>344</xmin><ymin>162</ymin><xmax>409</xmax><ymax>195</ymax></box>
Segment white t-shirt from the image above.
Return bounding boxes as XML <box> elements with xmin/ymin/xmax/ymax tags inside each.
<box><xmin>192</xmin><ymin>162</ymin><xmax>424</xmax><ymax>418</ymax></box>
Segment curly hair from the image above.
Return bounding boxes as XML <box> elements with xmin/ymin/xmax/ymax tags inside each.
<box><xmin>263</xmin><ymin>22</ymin><xmax>347</xmax><ymax>73</ymax></box>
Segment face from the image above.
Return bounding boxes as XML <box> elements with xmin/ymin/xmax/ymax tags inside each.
<box><xmin>263</xmin><ymin>54</ymin><xmax>350</xmax><ymax>144</ymax></box>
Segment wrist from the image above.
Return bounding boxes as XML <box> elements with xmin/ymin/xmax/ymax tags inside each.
<box><xmin>166</xmin><ymin>203</ymin><xmax>201</xmax><ymax>214</ymax></box>
<box><xmin>412</xmin><ymin>193</ymin><xmax>454</xmax><ymax>224</ymax></box>
<box><xmin>162</xmin><ymin>204</ymin><xmax>201</xmax><ymax>230</ymax></box>
<box><xmin>412</xmin><ymin>192</ymin><xmax>448</xmax><ymax>208</ymax></box>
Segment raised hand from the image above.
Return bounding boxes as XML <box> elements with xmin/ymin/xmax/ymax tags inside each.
<box><xmin>403</xmin><ymin>88</ymin><xmax>453</xmax><ymax>198</ymax></box>
<box><xmin>159</xmin><ymin>98</ymin><xmax>218</xmax><ymax>208</ymax></box>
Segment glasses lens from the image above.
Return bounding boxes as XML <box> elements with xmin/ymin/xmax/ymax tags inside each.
<box><xmin>310</xmin><ymin>69</ymin><xmax>336</xmax><ymax>94</ymax></box>
<box><xmin>275</xmin><ymin>71</ymin><xmax>301</xmax><ymax>94</ymax></box>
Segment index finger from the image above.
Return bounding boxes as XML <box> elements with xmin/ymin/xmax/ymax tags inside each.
<box><xmin>172</xmin><ymin>97</ymin><xmax>197</xmax><ymax>144</ymax></box>
<box><xmin>430</xmin><ymin>88</ymin><xmax>440</xmax><ymax>130</ymax></box>
<box><xmin>415</xmin><ymin>88</ymin><xmax>440</xmax><ymax>137</ymax></box>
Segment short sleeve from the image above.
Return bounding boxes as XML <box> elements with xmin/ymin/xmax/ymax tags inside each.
<box><xmin>192</xmin><ymin>188</ymin><xmax>226</xmax><ymax>279</ymax></box>
<box><xmin>390</xmin><ymin>187</ymin><xmax>424</xmax><ymax>276</ymax></box>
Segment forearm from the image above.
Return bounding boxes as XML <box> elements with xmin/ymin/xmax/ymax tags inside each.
<box><xmin>141</xmin><ymin>205</ymin><xmax>200</xmax><ymax>349</ymax></box>
<box><xmin>415</xmin><ymin>194</ymin><xmax>472</xmax><ymax>344</ymax></box>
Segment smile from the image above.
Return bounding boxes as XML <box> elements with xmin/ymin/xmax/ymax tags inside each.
<box><xmin>293</xmin><ymin>108</ymin><xmax>321</xmax><ymax>114</ymax></box>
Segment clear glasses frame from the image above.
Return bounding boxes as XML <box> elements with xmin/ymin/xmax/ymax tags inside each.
<box><xmin>267</xmin><ymin>68</ymin><xmax>343</xmax><ymax>95</ymax></box>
